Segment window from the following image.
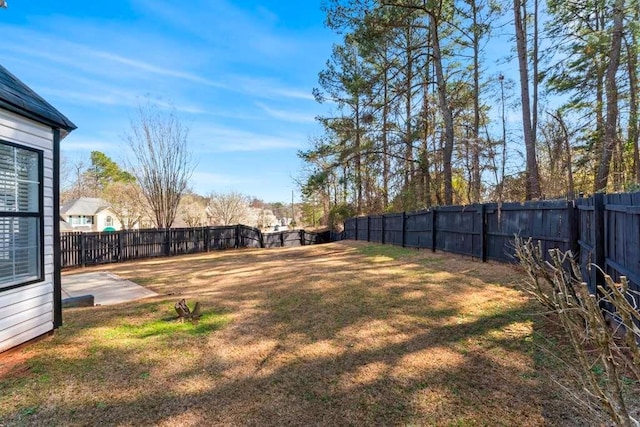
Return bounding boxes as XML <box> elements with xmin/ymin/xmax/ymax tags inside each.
<box><xmin>105</xmin><ymin>216</ymin><xmax>113</xmax><ymax>226</ymax></box>
<box><xmin>69</xmin><ymin>215</ymin><xmax>92</xmax><ymax>226</ymax></box>
<box><xmin>0</xmin><ymin>141</ymin><xmax>43</xmax><ymax>290</ymax></box>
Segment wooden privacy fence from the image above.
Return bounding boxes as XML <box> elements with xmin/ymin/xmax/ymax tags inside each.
<box><xmin>342</xmin><ymin>193</ymin><xmax>640</xmax><ymax>298</ymax></box>
<box><xmin>61</xmin><ymin>225</ymin><xmax>330</xmax><ymax>268</ymax></box>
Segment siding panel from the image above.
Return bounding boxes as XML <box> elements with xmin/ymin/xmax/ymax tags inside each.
<box><xmin>0</xmin><ymin>108</ymin><xmax>56</xmax><ymax>353</ymax></box>
<box><xmin>0</xmin><ymin>302</ymin><xmax>53</xmax><ymax>334</ymax></box>
<box><xmin>0</xmin><ymin>321</ymin><xmax>53</xmax><ymax>353</ymax></box>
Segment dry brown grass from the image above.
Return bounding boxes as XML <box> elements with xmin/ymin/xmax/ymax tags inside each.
<box><xmin>0</xmin><ymin>241</ymin><xmax>594</xmax><ymax>426</ymax></box>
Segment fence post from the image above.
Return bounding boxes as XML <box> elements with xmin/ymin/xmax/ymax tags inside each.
<box><xmin>479</xmin><ymin>204</ymin><xmax>486</xmax><ymax>262</ymax></box>
<box><xmin>80</xmin><ymin>233</ymin><xmax>86</xmax><ymax>267</ymax></box>
<box><xmin>567</xmin><ymin>199</ymin><xmax>578</xmax><ymax>257</ymax></box>
<box><xmin>431</xmin><ymin>208</ymin><xmax>437</xmax><ymax>252</ymax></box>
<box><xmin>401</xmin><ymin>212</ymin><xmax>406</xmax><ymax>247</ymax></box>
<box><xmin>299</xmin><ymin>229</ymin><xmax>305</xmax><ymax>246</ymax></box>
<box><xmin>118</xmin><ymin>230</ymin><xmax>124</xmax><ymax>262</ymax></box>
<box><xmin>367</xmin><ymin>216</ymin><xmax>371</xmax><ymax>242</ymax></box>
<box><xmin>381</xmin><ymin>215</ymin><xmax>386</xmax><ymax>244</ymax></box>
<box><xmin>204</xmin><ymin>227</ymin><xmax>210</xmax><ymax>252</ymax></box>
<box><xmin>166</xmin><ymin>229</ymin><xmax>172</xmax><ymax>256</ymax></box>
<box><xmin>354</xmin><ymin>218</ymin><xmax>358</xmax><ymax>241</ymax></box>
<box><xmin>235</xmin><ymin>225</ymin><xmax>240</xmax><ymax>248</ymax></box>
<box><xmin>592</xmin><ymin>193</ymin><xmax>606</xmax><ymax>291</ymax></box>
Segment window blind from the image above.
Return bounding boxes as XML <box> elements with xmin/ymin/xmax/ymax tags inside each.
<box><xmin>0</xmin><ymin>142</ymin><xmax>42</xmax><ymax>289</ymax></box>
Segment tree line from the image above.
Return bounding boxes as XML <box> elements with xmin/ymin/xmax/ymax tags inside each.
<box><xmin>298</xmin><ymin>0</ymin><xmax>640</xmax><ymax>226</ymax></box>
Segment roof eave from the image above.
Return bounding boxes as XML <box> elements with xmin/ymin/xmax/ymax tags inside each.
<box><xmin>0</xmin><ymin>98</ymin><xmax>77</xmax><ymax>134</ymax></box>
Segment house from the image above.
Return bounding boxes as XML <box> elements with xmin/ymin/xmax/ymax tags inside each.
<box><xmin>60</xmin><ymin>197</ymin><xmax>123</xmax><ymax>232</ymax></box>
<box><xmin>0</xmin><ymin>64</ymin><xmax>76</xmax><ymax>353</ymax></box>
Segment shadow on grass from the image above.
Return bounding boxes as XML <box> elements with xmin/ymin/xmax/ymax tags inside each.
<box><xmin>2</xmin><ymin>242</ymin><xmax>591</xmax><ymax>426</ymax></box>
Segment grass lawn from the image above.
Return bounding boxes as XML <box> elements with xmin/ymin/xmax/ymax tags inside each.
<box><xmin>0</xmin><ymin>241</ymin><xmax>598</xmax><ymax>426</ymax></box>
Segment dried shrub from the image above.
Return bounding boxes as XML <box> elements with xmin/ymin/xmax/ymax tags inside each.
<box><xmin>514</xmin><ymin>237</ymin><xmax>640</xmax><ymax>427</ymax></box>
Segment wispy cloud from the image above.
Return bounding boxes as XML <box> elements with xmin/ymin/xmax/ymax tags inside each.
<box><xmin>91</xmin><ymin>51</ymin><xmax>226</xmax><ymax>88</ymax></box>
<box><xmin>61</xmin><ymin>138</ymin><xmax>120</xmax><ymax>152</ymax></box>
<box><xmin>191</xmin><ymin>125</ymin><xmax>305</xmax><ymax>152</ymax></box>
<box><xmin>231</xmin><ymin>76</ymin><xmax>315</xmax><ymax>101</ymax></box>
<box><xmin>256</xmin><ymin>102</ymin><xmax>316</xmax><ymax>123</ymax></box>
<box><xmin>3</xmin><ymin>32</ymin><xmax>222</xmax><ymax>88</ymax></box>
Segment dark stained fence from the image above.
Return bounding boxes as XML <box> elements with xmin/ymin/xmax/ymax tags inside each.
<box><xmin>356</xmin><ymin>217</ymin><xmax>368</xmax><ymax>241</ymax></box>
<box><xmin>576</xmin><ymin>195</ymin><xmax>603</xmax><ymax>294</ymax></box>
<box><xmin>485</xmin><ymin>200</ymin><xmax>574</xmax><ymax>263</ymax></box>
<box><xmin>344</xmin><ymin>218</ymin><xmax>355</xmax><ymax>240</ymax></box>
<box><xmin>60</xmin><ymin>232</ymin><xmax>83</xmax><ymax>268</ymax></box>
<box><xmin>263</xmin><ymin>230</ymin><xmax>301</xmax><ymax>248</ymax></box>
<box><xmin>405</xmin><ymin>210</ymin><xmax>432</xmax><ymax>249</ymax></box>
<box><xmin>61</xmin><ymin>225</ymin><xmax>327</xmax><ymax>268</ymax></box>
<box><xmin>603</xmin><ymin>193</ymin><xmax>640</xmax><ymax>296</ymax></box>
<box><xmin>171</xmin><ymin>227</ymin><xmax>207</xmax><ymax>255</ymax></box>
<box><xmin>237</xmin><ymin>226</ymin><xmax>262</xmax><ymax>248</ymax></box>
<box><xmin>208</xmin><ymin>226</ymin><xmax>237</xmax><ymax>250</ymax></box>
<box><xmin>342</xmin><ymin>194</ymin><xmax>640</xmax><ymax>299</ymax></box>
<box><xmin>303</xmin><ymin>231</ymin><xmax>329</xmax><ymax>245</ymax></box>
<box><xmin>435</xmin><ymin>205</ymin><xmax>483</xmax><ymax>258</ymax></box>
<box><xmin>369</xmin><ymin>215</ymin><xmax>383</xmax><ymax>243</ymax></box>
<box><xmin>125</xmin><ymin>229</ymin><xmax>168</xmax><ymax>259</ymax></box>
<box><xmin>384</xmin><ymin>213</ymin><xmax>404</xmax><ymax>246</ymax></box>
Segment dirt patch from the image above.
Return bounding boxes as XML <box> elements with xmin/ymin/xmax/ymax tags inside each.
<box><xmin>0</xmin><ymin>242</ymin><xmax>605</xmax><ymax>426</ymax></box>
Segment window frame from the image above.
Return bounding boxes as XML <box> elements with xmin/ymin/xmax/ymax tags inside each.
<box><xmin>0</xmin><ymin>139</ymin><xmax>44</xmax><ymax>292</ymax></box>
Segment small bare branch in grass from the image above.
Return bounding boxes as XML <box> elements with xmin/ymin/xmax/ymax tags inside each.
<box><xmin>514</xmin><ymin>236</ymin><xmax>640</xmax><ymax>427</ymax></box>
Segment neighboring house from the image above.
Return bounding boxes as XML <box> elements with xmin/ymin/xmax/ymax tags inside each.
<box><xmin>59</xmin><ymin>215</ymin><xmax>73</xmax><ymax>232</ymax></box>
<box><xmin>0</xmin><ymin>64</ymin><xmax>76</xmax><ymax>353</ymax></box>
<box><xmin>60</xmin><ymin>197</ymin><xmax>123</xmax><ymax>232</ymax></box>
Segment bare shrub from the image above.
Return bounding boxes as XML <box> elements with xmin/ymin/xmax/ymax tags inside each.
<box><xmin>514</xmin><ymin>237</ymin><xmax>640</xmax><ymax>426</ymax></box>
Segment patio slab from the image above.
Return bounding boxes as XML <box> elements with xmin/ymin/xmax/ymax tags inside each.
<box><xmin>61</xmin><ymin>272</ymin><xmax>158</xmax><ymax>306</ymax></box>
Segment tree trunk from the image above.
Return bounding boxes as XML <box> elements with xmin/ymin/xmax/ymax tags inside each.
<box><xmin>404</xmin><ymin>24</ymin><xmax>415</xmax><ymax>209</ymax></box>
<box><xmin>627</xmin><ymin>23</ymin><xmax>640</xmax><ymax>185</ymax></box>
<box><xmin>422</xmin><ymin>69</ymin><xmax>432</xmax><ymax>207</ymax></box>
<box><xmin>430</xmin><ymin>16</ymin><xmax>455</xmax><ymax>205</ymax></box>
<box><xmin>382</xmin><ymin>43</ymin><xmax>391</xmax><ymax>208</ymax></box>
<box><xmin>471</xmin><ymin>0</ymin><xmax>481</xmax><ymax>203</ymax></box>
<box><xmin>355</xmin><ymin>103</ymin><xmax>363</xmax><ymax>214</ymax></box>
<box><xmin>514</xmin><ymin>0</ymin><xmax>541</xmax><ymax>199</ymax></box>
<box><xmin>594</xmin><ymin>0</ymin><xmax>624</xmax><ymax>192</ymax></box>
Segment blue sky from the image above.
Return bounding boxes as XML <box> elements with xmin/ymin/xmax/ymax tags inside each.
<box><xmin>0</xmin><ymin>0</ymin><xmax>338</xmax><ymax>203</ymax></box>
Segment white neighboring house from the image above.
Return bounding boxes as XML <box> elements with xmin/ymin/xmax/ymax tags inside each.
<box><xmin>0</xmin><ymin>64</ymin><xmax>76</xmax><ymax>353</ymax></box>
<box><xmin>60</xmin><ymin>197</ymin><xmax>122</xmax><ymax>232</ymax></box>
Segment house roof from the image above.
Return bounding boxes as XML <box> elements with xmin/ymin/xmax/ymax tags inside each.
<box><xmin>0</xmin><ymin>64</ymin><xmax>76</xmax><ymax>133</ymax></box>
<box><xmin>60</xmin><ymin>198</ymin><xmax>111</xmax><ymax>216</ymax></box>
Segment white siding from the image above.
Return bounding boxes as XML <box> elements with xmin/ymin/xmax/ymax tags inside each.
<box><xmin>96</xmin><ymin>209</ymin><xmax>123</xmax><ymax>231</ymax></box>
<box><xmin>0</xmin><ymin>109</ymin><xmax>55</xmax><ymax>353</ymax></box>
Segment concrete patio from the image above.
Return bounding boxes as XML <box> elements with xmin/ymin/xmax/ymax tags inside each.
<box><xmin>61</xmin><ymin>272</ymin><xmax>158</xmax><ymax>306</ymax></box>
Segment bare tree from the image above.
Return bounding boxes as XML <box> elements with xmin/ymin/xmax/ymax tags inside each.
<box><xmin>178</xmin><ymin>193</ymin><xmax>208</xmax><ymax>227</ymax></box>
<box><xmin>206</xmin><ymin>191</ymin><xmax>251</xmax><ymax>226</ymax></box>
<box><xmin>123</xmin><ymin>101</ymin><xmax>195</xmax><ymax>229</ymax></box>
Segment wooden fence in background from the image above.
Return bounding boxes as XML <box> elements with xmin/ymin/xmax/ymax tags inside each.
<box><xmin>61</xmin><ymin>226</ymin><xmax>330</xmax><ymax>268</ymax></box>
<box><xmin>342</xmin><ymin>193</ymin><xmax>640</xmax><ymax>297</ymax></box>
